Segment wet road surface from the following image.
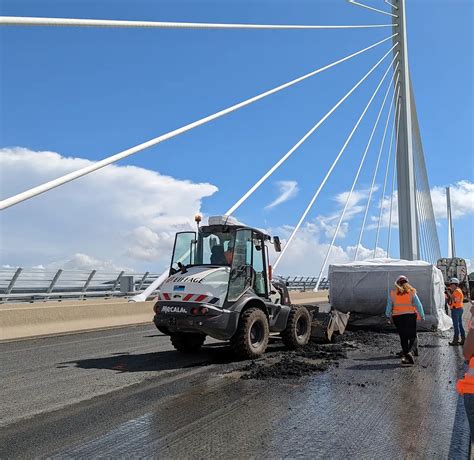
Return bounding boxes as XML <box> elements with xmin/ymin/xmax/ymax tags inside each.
<box><xmin>0</xmin><ymin>324</ymin><xmax>471</xmax><ymax>458</ymax></box>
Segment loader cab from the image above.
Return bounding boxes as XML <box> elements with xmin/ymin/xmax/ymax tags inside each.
<box><xmin>169</xmin><ymin>219</ymin><xmax>280</xmax><ymax>303</ymax></box>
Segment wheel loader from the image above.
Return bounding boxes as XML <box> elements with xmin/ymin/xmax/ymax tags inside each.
<box><xmin>437</xmin><ymin>257</ymin><xmax>471</xmax><ymax>301</ymax></box>
<box><xmin>153</xmin><ymin>215</ymin><xmax>315</xmax><ymax>359</ymax></box>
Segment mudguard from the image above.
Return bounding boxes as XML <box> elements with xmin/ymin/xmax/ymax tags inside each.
<box><xmin>224</xmin><ymin>290</ymin><xmax>291</xmax><ymax>333</ymax></box>
<box><xmin>270</xmin><ymin>304</ymin><xmax>291</xmax><ymax>332</ymax></box>
<box><xmin>224</xmin><ymin>291</ymin><xmax>269</xmax><ymax>316</ymax></box>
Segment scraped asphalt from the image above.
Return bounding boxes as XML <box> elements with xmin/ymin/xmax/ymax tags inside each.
<box><xmin>0</xmin><ymin>323</ymin><xmax>471</xmax><ymax>458</ymax></box>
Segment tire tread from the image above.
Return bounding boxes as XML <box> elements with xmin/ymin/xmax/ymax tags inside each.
<box><xmin>281</xmin><ymin>306</ymin><xmax>311</xmax><ymax>349</ymax></box>
<box><xmin>230</xmin><ymin>308</ymin><xmax>269</xmax><ymax>359</ymax></box>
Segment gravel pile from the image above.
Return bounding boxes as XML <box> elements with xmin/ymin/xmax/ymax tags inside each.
<box><xmin>239</xmin><ymin>329</ymin><xmax>406</xmax><ymax>380</ymax></box>
<box><xmin>241</xmin><ymin>355</ymin><xmax>329</xmax><ymax>380</ymax></box>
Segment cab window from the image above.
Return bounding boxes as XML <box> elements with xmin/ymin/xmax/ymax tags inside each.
<box><xmin>170</xmin><ymin>232</ymin><xmax>196</xmax><ymax>272</ymax></box>
<box><xmin>252</xmin><ymin>233</ymin><xmax>267</xmax><ymax>297</ymax></box>
<box><xmin>227</xmin><ymin>229</ymin><xmax>252</xmax><ymax>301</ymax></box>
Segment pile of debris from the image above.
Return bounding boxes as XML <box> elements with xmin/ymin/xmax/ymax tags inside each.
<box><xmin>239</xmin><ymin>330</ymin><xmax>401</xmax><ymax>380</ymax></box>
<box><xmin>241</xmin><ymin>355</ymin><xmax>329</xmax><ymax>380</ymax></box>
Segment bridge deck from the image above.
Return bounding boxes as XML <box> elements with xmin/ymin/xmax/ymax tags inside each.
<box><xmin>0</xmin><ymin>324</ymin><xmax>470</xmax><ymax>458</ymax></box>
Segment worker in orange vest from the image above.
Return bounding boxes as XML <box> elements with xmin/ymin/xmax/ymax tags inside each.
<box><xmin>447</xmin><ymin>277</ymin><xmax>465</xmax><ymax>346</ymax></box>
<box><xmin>457</xmin><ymin>301</ymin><xmax>474</xmax><ymax>439</ymax></box>
<box><xmin>386</xmin><ymin>275</ymin><xmax>425</xmax><ymax>365</ymax></box>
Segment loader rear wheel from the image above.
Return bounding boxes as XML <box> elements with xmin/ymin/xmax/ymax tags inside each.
<box><xmin>170</xmin><ymin>333</ymin><xmax>205</xmax><ymax>353</ymax></box>
<box><xmin>157</xmin><ymin>326</ymin><xmax>171</xmax><ymax>336</ymax></box>
<box><xmin>230</xmin><ymin>308</ymin><xmax>269</xmax><ymax>359</ymax></box>
<box><xmin>281</xmin><ymin>306</ymin><xmax>311</xmax><ymax>349</ymax></box>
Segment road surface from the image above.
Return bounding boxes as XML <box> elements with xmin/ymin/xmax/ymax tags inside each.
<box><xmin>0</xmin><ymin>323</ymin><xmax>471</xmax><ymax>458</ymax></box>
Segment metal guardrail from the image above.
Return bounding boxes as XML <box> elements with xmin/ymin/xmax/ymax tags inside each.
<box><xmin>0</xmin><ymin>268</ymin><xmax>161</xmax><ymax>303</ymax></box>
<box><xmin>0</xmin><ymin>268</ymin><xmax>329</xmax><ymax>303</ymax></box>
<box><xmin>282</xmin><ymin>276</ymin><xmax>330</xmax><ymax>291</ymax></box>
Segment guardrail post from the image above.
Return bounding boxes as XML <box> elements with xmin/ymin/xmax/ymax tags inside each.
<box><xmin>110</xmin><ymin>271</ymin><xmax>124</xmax><ymax>296</ymax></box>
<box><xmin>6</xmin><ymin>267</ymin><xmax>23</xmax><ymax>295</ymax></box>
<box><xmin>80</xmin><ymin>270</ymin><xmax>96</xmax><ymax>300</ymax></box>
<box><xmin>44</xmin><ymin>269</ymin><xmax>62</xmax><ymax>301</ymax></box>
<box><xmin>3</xmin><ymin>267</ymin><xmax>23</xmax><ymax>302</ymax></box>
<box><xmin>137</xmin><ymin>272</ymin><xmax>149</xmax><ymax>291</ymax></box>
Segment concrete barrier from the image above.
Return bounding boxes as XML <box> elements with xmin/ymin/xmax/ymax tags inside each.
<box><xmin>0</xmin><ymin>299</ymin><xmax>155</xmax><ymax>341</ymax></box>
<box><xmin>0</xmin><ymin>292</ymin><xmax>329</xmax><ymax>341</ymax></box>
<box><xmin>290</xmin><ymin>290</ymin><xmax>329</xmax><ymax>304</ymax></box>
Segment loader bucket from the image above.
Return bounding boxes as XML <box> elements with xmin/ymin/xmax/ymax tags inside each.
<box><xmin>311</xmin><ymin>310</ymin><xmax>350</xmax><ymax>343</ymax></box>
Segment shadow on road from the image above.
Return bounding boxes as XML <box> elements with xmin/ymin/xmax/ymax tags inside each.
<box><xmin>57</xmin><ymin>336</ymin><xmax>290</xmax><ymax>373</ymax></box>
<box><xmin>346</xmin><ymin>362</ymin><xmax>402</xmax><ymax>371</ymax></box>
<box><xmin>58</xmin><ymin>344</ymin><xmax>236</xmax><ymax>373</ymax></box>
<box><xmin>353</xmin><ymin>355</ymin><xmax>399</xmax><ymax>362</ymax></box>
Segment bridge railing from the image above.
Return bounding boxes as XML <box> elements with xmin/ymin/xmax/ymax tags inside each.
<box><xmin>0</xmin><ymin>268</ymin><xmax>329</xmax><ymax>303</ymax></box>
<box><xmin>281</xmin><ymin>276</ymin><xmax>329</xmax><ymax>291</ymax></box>
<box><xmin>0</xmin><ymin>268</ymin><xmax>162</xmax><ymax>303</ymax></box>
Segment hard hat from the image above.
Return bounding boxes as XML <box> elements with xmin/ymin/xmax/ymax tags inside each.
<box><xmin>396</xmin><ymin>275</ymin><xmax>408</xmax><ymax>283</ymax></box>
<box><xmin>450</xmin><ymin>277</ymin><xmax>460</xmax><ymax>284</ymax></box>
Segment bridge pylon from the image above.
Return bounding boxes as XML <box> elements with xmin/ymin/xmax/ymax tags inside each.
<box><xmin>392</xmin><ymin>0</ymin><xmax>419</xmax><ymax>260</ymax></box>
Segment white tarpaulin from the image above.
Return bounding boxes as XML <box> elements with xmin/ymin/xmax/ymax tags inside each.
<box><xmin>328</xmin><ymin>258</ymin><xmax>452</xmax><ymax>331</ymax></box>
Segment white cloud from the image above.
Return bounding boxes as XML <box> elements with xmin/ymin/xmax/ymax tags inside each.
<box><xmin>431</xmin><ymin>181</ymin><xmax>474</xmax><ymax>220</ymax></box>
<box><xmin>270</xmin><ymin>221</ymin><xmax>386</xmax><ymax>277</ymax></box>
<box><xmin>0</xmin><ymin>147</ymin><xmax>218</xmax><ymax>271</ymax></box>
<box><xmin>368</xmin><ymin>191</ymin><xmax>398</xmax><ymax>230</ymax></box>
<box><xmin>46</xmin><ymin>253</ymin><xmax>129</xmax><ymax>271</ymax></box>
<box><xmin>312</xmin><ymin>187</ymin><xmax>374</xmax><ymax>239</ymax></box>
<box><xmin>345</xmin><ymin>244</ymin><xmax>387</xmax><ymax>261</ymax></box>
<box><xmin>265</xmin><ymin>180</ymin><xmax>299</xmax><ymax>210</ymax></box>
<box><xmin>368</xmin><ymin>180</ymin><xmax>474</xmax><ymax>230</ymax></box>
<box><xmin>334</xmin><ymin>187</ymin><xmax>377</xmax><ymax>210</ymax></box>
<box><xmin>317</xmin><ymin>216</ymin><xmax>350</xmax><ymax>239</ymax></box>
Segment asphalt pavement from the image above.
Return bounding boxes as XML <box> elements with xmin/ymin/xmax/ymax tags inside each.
<box><xmin>0</xmin><ymin>323</ymin><xmax>471</xmax><ymax>459</ymax></box>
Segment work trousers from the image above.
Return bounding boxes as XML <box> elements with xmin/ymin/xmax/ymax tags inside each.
<box><xmin>392</xmin><ymin>313</ymin><xmax>417</xmax><ymax>356</ymax></box>
<box><xmin>451</xmin><ymin>308</ymin><xmax>465</xmax><ymax>338</ymax></box>
<box><xmin>464</xmin><ymin>394</ymin><xmax>474</xmax><ymax>440</ymax></box>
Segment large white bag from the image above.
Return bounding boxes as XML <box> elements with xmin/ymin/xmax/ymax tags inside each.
<box><xmin>328</xmin><ymin>258</ymin><xmax>452</xmax><ymax>331</ymax></box>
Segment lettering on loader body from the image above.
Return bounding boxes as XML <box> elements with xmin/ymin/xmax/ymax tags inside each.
<box><xmin>161</xmin><ymin>306</ymin><xmax>187</xmax><ymax>314</ymax></box>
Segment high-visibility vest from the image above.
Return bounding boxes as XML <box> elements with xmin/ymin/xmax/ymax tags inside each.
<box><xmin>390</xmin><ymin>290</ymin><xmax>417</xmax><ymax>316</ymax></box>
<box><xmin>449</xmin><ymin>288</ymin><xmax>464</xmax><ymax>309</ymax></box>
<box><xmin>457</xmin><ymin>358</ymin><xmax>474</xmax><ymax>395</ymax></box>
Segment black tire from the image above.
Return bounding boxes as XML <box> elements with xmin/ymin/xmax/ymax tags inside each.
<box><xmin>170</xmin><ymin>333</ymin><xmax>205</xmax><ymax>353</ymax></box>
<box><xmin>281</xmin><ymin>306</ymin><xmax>312</xmax><ymax>349</ymax></box>
<box><xmin>157</xmin><ymin>326</ymin><xmax>171</xmax><ymax>336</ymax></box>
<box><xmin>230</xmin><ymin>308</ymin><xmax>269</xmax><ymax>359</ymax></box>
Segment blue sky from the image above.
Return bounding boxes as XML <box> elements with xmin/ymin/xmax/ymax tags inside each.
<box><xmin>1</xmin><ymin>0</ymin><xmax>473</xmax><ymax>272</ymax></box>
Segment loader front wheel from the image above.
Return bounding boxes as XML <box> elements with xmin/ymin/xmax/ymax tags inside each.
<box><xmin>231</xmin><ymin>308</ymin><xmax>269</xmax><ymax>359</ymax></box>
<box><xmin>170</xmin><ymin>333</ymin><xmax>205</xmax><ymax>353</ymax></box>
<box><xmin>281</xmin><ymin>306</ymin><xmax>312</xmax><ymax>349</ymax></box>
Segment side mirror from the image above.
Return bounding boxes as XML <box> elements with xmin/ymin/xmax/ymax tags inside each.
<box><xmin>273</xmin><ymin>236</ymin><xmax>281</xmax><ymax>252</ymax></box>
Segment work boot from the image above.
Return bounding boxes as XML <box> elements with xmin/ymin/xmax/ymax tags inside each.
<box><xmin>460</xmin><ymin>336</ymin><xmax>466</xmax><ymax>346</ymax></box>
<box><xmin>449</xmin><ymin>336</ymin><xmax>459</xmax><ymax>346</ymax></box>
<box><xmin>401</xmin><ymin>355</ymin><xmax>410</xmax><ymax>365</ymax></box>
<box><xmin>406</xmin><ymin>352</ymin><xmax>415</xmax><ymax>365</ymax></box>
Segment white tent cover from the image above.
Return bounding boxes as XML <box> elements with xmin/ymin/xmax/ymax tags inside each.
<box><xmin>328</xmin><ymin>258</ymin><xmax>452</xmax><ymax>331</ymax></box>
